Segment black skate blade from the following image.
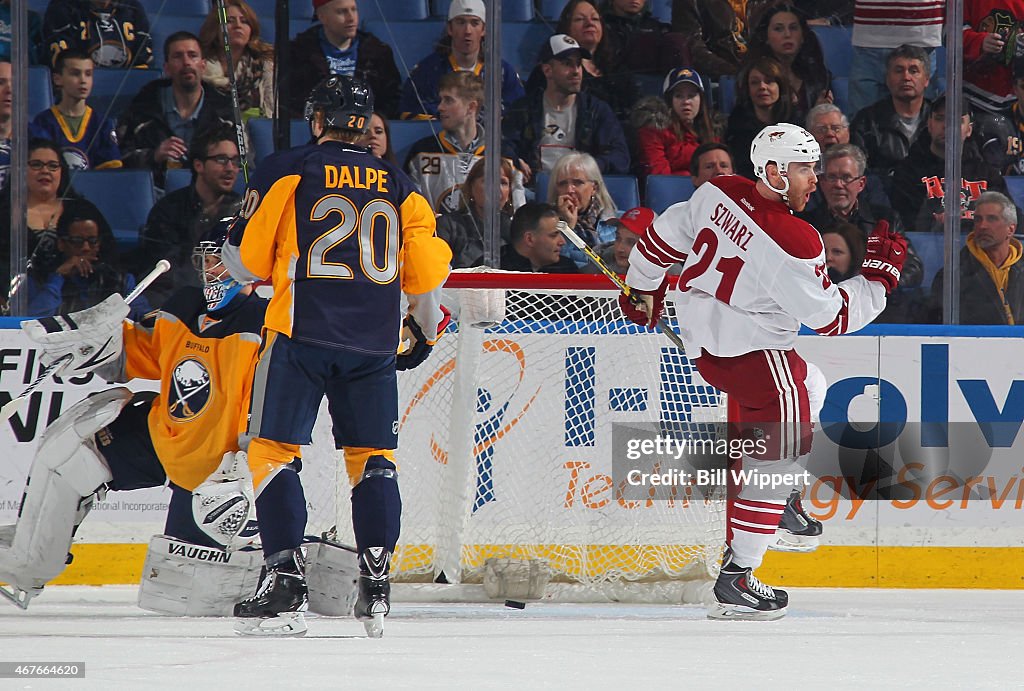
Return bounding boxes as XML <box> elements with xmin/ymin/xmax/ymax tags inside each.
<box><xmin>234</xmin><ymin>612</ymin><xmax>308</xmax><ymax>637</ymax></box>
<box><xmin>707</xmin><ymin>602</ymin><xmax>787</xmax><ymax>621</ymax></box>
<box><xmin>362</xmin><ymin>612</ymin><xmax>384</xmax><ymax>638</ymax></box>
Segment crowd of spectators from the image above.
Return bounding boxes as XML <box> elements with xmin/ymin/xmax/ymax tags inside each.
<box><xmin>3</xmin><ymin>0</ymin><xmax>1024</xmax><ymax>326</ymax></box>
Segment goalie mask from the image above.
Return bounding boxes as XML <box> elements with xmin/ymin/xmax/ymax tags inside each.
<box><xmin>192</xmin><ymin>218</ymin><xmax>246</xmax><ymax>311</ymax></box>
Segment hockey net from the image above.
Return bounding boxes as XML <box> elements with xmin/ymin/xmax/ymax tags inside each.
<box><xmin>310</xmin><ymin>270</ymin><xmax>728</xmax><ymax>603</ymax></box>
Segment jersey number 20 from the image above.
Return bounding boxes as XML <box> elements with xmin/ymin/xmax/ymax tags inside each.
<box><xmin>678</xmin><ymin>227</ymin><xmax>745</xmax><ymax>303</ymax></box>
<box><xmin>308</xmin><ymin>195</ymin><xmax>400</xmax><ymax>284</ymax></box>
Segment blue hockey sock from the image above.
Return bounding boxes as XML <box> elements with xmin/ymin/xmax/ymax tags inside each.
<box><xmin>351</xmin><ymin>455</ymin><xmax>401</xmax><ymax>558</ymax></box>
<box><xmin>255</xmin><ymin>466</ymin><xmax>307</xmax><ymax>560</ymax></box>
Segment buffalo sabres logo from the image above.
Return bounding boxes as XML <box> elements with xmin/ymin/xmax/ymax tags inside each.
<box><xmin>169</xmin><ymin>357</ymin><xmax>212</xmax><ymax>420</ymax></box>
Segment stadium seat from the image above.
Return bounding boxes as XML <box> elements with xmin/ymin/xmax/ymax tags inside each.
<box><xmin>604</xmin><ymin>175</ymin><xmax>640</xmax><ymax>211</ymax></box>
<box><xmin>650</xmin><ymin>0</ymin><xmax>672</xmax><ymax>24</ymax></box>
<box><xmin>500</xmin><ymin>22</ymin><xmax>551</xmax><ymax>80</ymax></box>
<box><xmin>148</xmin><ymin>15</ymin><xmax>205</xmax><ymax>62</ymax></box>
<box><xmin>363</xmin><ymin>0</ymin><xmax>429</xmax><ymax>21</ymax></box>
<box><xmin>248</xmin><ymin>118</ymin><xmax>313</xmax><ymax>164</ymax></box>
<box><xmin>716</xmin><ymin>76</ymin><xmax>736</xmax><ymax>115</ymax></box>
<box><xmin>139</xmin><ymin>0</ymin><xmax>210</xmax><ymax>18</ymax></box>
<box><xmin>27</xmin><ymin>66</ymin><xmax>52</xmax><ymax>119</ymax></box>
<box><xmin>645</xmin><ymin>175</ymin><xmax>696</xmax><ymax>214</ymax></box>
<box><xmin>363</xmin><ymin>20</ymin><xmax>445</xmax><ymax>81</ymax></box>
<box><xmin>812</xmin><ymin>25</ymin><xmax>853</xmax><ymax>79</ymax></box>
<box><xmin>533</xmin><ymin>172</ymin><xmax>640</xmax><ymax>212</ymax></box>
<box><xmin>390</xmin><ymin>120</ymin><xmax>440</xmax><ymax>167</ymax></box>
<box><xmin>539</xmin><ymin>0</ymin><xmax>567</xmax><ymax>19</ymax></box>
<box><xmin>904</xmin><ymin>231</ymin><xmax>966</xmax><ymax>292</ymax></box>
<box><xmin>634</xmin><ymin>73</ymin><xmax>664</xmax><ymax>98</ymax></box>
<box><xmin>1004</xmin><ymin>176</ymin><xmax>1024</xmax><ymax>210</ymax></box>
<box><xmin>831</xmin><ymin>76</ymin><xmax>849</xmax><ymax>116</ymax></box>
<box><xmin>68</xmin><ymin>170</ymin><xmax>156</xmax><ymax>250</ymax></box>
<box><xmin>89</xmin><ymin>69</ymin><xmax>161</xmax><ymax>123</ymax></box>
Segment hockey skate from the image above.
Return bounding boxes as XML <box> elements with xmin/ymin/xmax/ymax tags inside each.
<box><xmin>708</xmin><ymin>548</ymin><xmax>788</xmax><ymax>621</ymax></box>
<box><xmin>233</xmin><ymin>549</ymin><xmax>308</xmax><ymax>637</ymax></box>
<box><xmin>354</xmin><ymin>548</ymin><xmax>390</xmax><ymax>638</ymax></box>
<box><xmin>770</xmin><ymin>489</ymin><xmax>823</xmax><ymax>553</ymax></box>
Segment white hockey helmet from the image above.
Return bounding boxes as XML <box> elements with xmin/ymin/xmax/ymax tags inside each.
<box><xmin>750</xmin><ymin>123</ymin><xmax>820</xmax><ymax>197</ymax></box>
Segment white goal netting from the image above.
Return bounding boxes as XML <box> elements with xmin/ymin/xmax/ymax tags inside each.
<box><xmin>307</xmin><ymin>271</ymin><xmax>727</xmax><ymax>602</ymax></box>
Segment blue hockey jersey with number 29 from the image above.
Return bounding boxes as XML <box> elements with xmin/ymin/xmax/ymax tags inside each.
<box><xmin>223</xmin><ymin>140</ymin><xmax>450</xmax><ymax>355</ymax></box>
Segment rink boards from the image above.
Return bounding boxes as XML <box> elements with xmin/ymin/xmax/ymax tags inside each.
<box><xmin>1</xmin><ymin>322</ymin><xmax>1023</xmax><ymax>588</ymax></box>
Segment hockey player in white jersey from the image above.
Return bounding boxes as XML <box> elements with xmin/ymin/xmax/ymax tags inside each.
<box><xmin>619</xmin><ymin>123</ymin><xmax>907</xmax><ymax>620</ymax></box>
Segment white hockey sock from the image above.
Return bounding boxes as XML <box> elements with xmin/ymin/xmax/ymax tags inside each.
<box><xmin>729</xmin><ymin>498</ymin><xmax>786</xmax><ymax>569</ymax></box>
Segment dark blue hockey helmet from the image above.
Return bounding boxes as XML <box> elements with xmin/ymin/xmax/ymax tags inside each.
<box><xmin>191</xmin><ymin>216</ymin><xmax>246</xmax><ymax>310</ymax></box>
<box><xmin>304</xmin><ymin>75</ymin><xmax>374</xmax><ymax>137</ymax></box>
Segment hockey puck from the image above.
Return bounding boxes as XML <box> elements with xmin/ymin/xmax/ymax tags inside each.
<box><xmin>504</xmin><ymin>600</ymin><xmax>526</xmax><ymax>609</ymax></box>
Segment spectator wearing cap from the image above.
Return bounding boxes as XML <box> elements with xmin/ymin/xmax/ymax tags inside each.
<box><xmin>630</xmin><ymin>67</ymin><xmax>723</xmax><ymax>180</ymax></box>
<box><xmin>582</xmin><ymin>206</ymin><xmax>653</xmax><ymax>275</ymax></box>
<box><xmin>399</xmin><ymin>0</ymin><xmax>525</xmax><ymax>120</ymax></box>
<box><xmin>524</xmin><ymin>1</ymin><xmax>640</xmax><ymax>126</ymax></box>
<box><xmin>502</xmin><ymin>34</ymin><xmax>630</xmax><ymax>179</ymax></box>
<box><xmin>284</xmin><ymin>0</ymin><xmax>401</xmax><ymax>118</ymax></box>
<box><xmin>890</xmin><ymin>94</ymin><xmax>1010</xmax><ymax>233</ymax></box>
<box><xmin>690</xmin><ymin>142</ymin><xmax>734</xmax><ymax>187</ymax></box>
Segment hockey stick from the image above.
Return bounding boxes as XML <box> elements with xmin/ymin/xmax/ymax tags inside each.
<box><xmin>215</xmin><ymin>0</ymin><xmax>250</xmax><ymax>185</ymax></box>
<box><xmin>0</xmin><ymin>260</ymin><xmax>171</xmax><ymax>421</ymax></box>
<box><xmin>557</xmin><ymin>221</ymin><xmax>687</xmax><ymax>352</ymax></box>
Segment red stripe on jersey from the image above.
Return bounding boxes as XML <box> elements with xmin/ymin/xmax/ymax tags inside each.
<box><xmin>814</xmin><ymin>285</ymin><xmax>851</xmax><ymax>336</ymax></box>
<box><xmin>854</xmin><ymin>7</ymin><xmax>944</xmax><ymax>20</ymax></box>
<box><xmin>637</xmin><ymin>236</ymin><xmax>676</xmax><ymax>267</ymax></box>
<box><xmin>646</xmin><ymin>226</ymin><xmax>688</xmax><ymax>263</ymax></box>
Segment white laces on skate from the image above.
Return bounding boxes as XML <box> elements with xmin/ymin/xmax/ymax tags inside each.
<box><xmin>746</xmin><ymin>572</ymin><xmax>776</xmax><ymax>600</ymax></box>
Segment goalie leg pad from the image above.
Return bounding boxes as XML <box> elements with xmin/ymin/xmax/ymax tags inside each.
<box><xmin>0</xmin><ymin>389</ymin><xmax>129</xmax><ymax>607</ymax></box>
<box><xmin>137</xmin><ymin>535</ymin><xmax>263</xmax><ymax>616</ymax></box>
<box><xmin>306</xmin><ymin>538</ymin><xmax>360</xmax><ymax>616</ymax></box>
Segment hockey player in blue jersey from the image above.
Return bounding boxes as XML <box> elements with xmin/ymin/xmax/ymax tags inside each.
<box><xmin>222</xmin><ymin>75</ymin><xmax>452</xmax><ymax>637</ymax></box>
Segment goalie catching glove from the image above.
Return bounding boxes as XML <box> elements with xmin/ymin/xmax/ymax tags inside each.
<box><xmin>860</xmin><ymin>220</ymin><xmax>908</xmax><ymax>294</ymax></box>
<box><xmin>20</xmin><ymin>293</ymin><xmax>129</xmax><ymax>377</ymax></box>
<box><xmin>618</xmin><ymin>278</ymin><xmax>668</xmax><ymax>329</ymax></box>
<box><xmin>397</xmin><ymin>304</ymin><xmax>452</xmax><ymax>371</ymax></box>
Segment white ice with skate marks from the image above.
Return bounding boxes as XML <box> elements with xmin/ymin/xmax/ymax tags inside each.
<box><xmin>1</xmin><ymin>586</ymin><xmax>1020</xmax><ymax>688</ymax></box>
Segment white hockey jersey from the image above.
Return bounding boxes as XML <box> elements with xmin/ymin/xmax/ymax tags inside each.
<box><xmin>405</xmin><ymin>130</ymin><xmax>526</xmax><ymax>214</ymax></box>
<box><xmin>626</xmin><ymin>175</ymin><xmax>887</xmax><ymax>357</ymax></box>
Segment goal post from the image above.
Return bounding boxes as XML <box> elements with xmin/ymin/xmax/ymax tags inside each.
<box><xmin>316</xmin><ymin>270</ymin><xmax>728</xmax><ymax>603</ymax></box>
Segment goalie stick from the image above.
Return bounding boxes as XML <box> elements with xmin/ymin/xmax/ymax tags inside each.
<box><xmin>0</xmin><ymin>259</ymin><xmax>171</xmax><ymax>421</ymax></box>
<box><xmin>214</xmin><ymin>0</ymin><xmax>250</xmax><ymax>185</ymax></box>
<box><xmin>557</xmin><ymin>221</ymin><xmax>687</xmax><ymax>352</ymax></box>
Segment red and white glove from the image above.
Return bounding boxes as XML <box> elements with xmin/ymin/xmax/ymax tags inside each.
<box><xmin>618</xmin><ymin>279</ymin><xmax>668</xmax><ymax>329</ymax></box>
<box><xmin>860</xmin><ymin>220</ymin><xmax>907</xmax><ymax>294</ymax></box>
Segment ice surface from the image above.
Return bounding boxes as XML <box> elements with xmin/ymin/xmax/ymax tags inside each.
<box><xmin>1</xmin><ymin>586</ymin><xmax>1020</xmax><ymax>689</ymax></box>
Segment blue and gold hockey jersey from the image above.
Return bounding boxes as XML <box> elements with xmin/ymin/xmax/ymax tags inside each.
<box><xmin>224</xmin><ymin>140</ymin><xmax>450</xmax><ymax>355</ymax></box>
<box><xmin>122</xmin><ymin>287</ymin><xmax>266</xmax><ymax>491</ymax></box>
<box><xmin>30</xmin><ymin>106</ymin><xmax>121</xmax><ymax>170</ymax></box>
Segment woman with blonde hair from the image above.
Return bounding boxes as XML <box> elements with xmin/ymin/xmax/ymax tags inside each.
<box><xmin>547</xmin><ymin>151</ymin><xmax>618</xmax><ymax>269</ymax></box>
<box><xmin>198</xmin><ymin>0</ymin><xmax>275</xmax><ymax>118</ymax></box>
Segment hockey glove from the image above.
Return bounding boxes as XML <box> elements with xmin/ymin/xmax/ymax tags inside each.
<box><xmin>192</xmin><ymin>451</ymin><xmax>258</xmax><ymax>550</ymax></box>
<box><xmin>618</xmin><ymin>279</ymin><xmax>668</xmax><ymax>329</ymax></box>
<box><xmin>860</xmin><ymin>220</ymin><xmax>907</xmax><ymax>295</ymax></box>
<box><xmin>21</xmin><ymin>293</ymin><xmax>129</xmax><ymax>376</ymax></box>
<box><xmin>397</xmin><ymin>305</ymin><xmax>452</xmax><ymax>371</ymax></box>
